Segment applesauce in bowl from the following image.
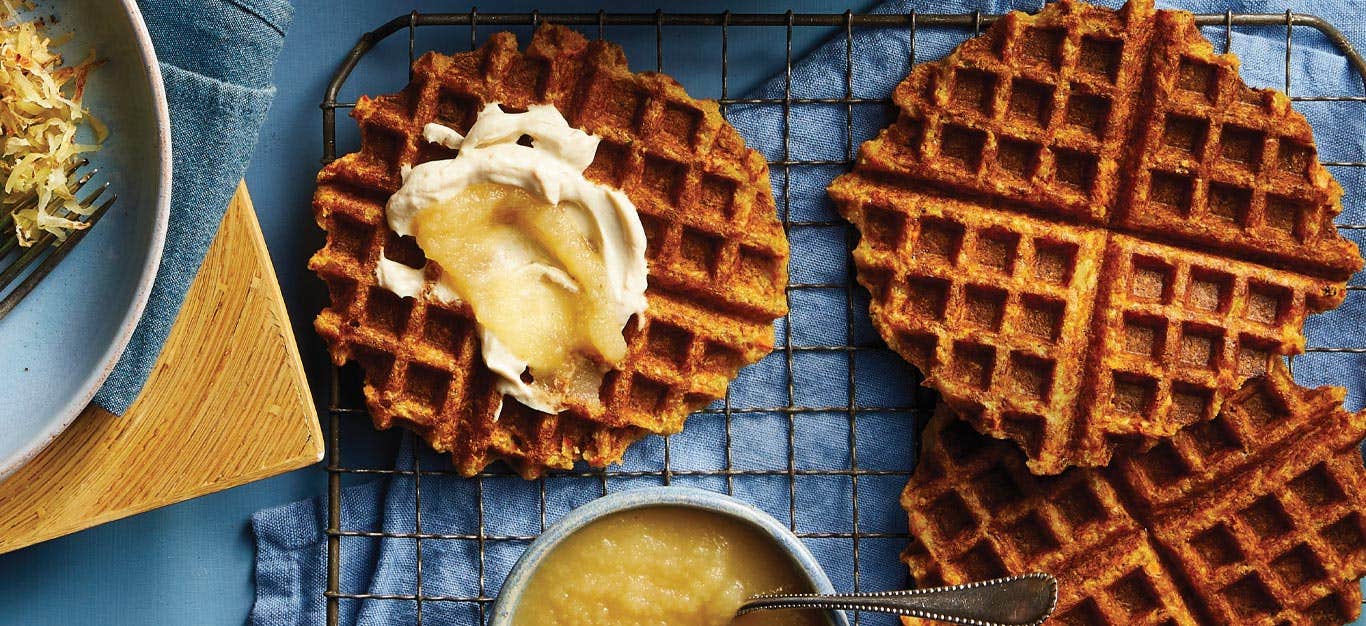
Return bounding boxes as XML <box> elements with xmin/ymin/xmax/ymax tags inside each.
<box><xmin>490</xmin><ymin>487</ymin><xmax>847</xmax><ymax>626</ymax></box>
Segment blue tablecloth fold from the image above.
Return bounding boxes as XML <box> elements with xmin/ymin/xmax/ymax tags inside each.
<box><xmin>93</xmin><ymin>0</ymin><xmax>293</xmax><ymax>414</ymax></box>
<box><xmin>253</xmin><ymin>2</ymin><xmax>1366</xmax><ymax>624</ymax></box>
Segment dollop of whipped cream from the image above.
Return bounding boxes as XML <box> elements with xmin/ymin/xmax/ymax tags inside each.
<box><xmin>379</xmin><ymin>103</ymin><xmax>648</xmax><ymax>414</ymax></box>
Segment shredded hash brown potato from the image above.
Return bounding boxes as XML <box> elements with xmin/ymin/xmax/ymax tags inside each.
<box><xmin>1</xmin><ymin>0</ymin><xmax>104</xmax><ymax>246</ymax></box>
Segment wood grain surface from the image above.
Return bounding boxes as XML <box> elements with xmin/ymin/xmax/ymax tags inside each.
<box><xmin>0</xmin><ymin>183</ymin><xmax>322</xmax><ymax>553</ymax></box>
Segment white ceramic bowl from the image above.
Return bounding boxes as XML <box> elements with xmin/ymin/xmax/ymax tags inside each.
<box><xmin>490</xmin><ymin>486</ymin><xmax>850</xmax><ymax>626</ymax></box>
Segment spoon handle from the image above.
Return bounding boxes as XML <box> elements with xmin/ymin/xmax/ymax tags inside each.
<box><xmin>737</xmin><ymin>573</ymin><xmax>1058</xmax><ymax>626</ymax></box>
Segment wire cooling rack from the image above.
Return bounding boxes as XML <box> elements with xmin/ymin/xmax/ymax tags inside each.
<box><xmin>319</xmin><ymin>6</ymin><xmax>1366</xmax><ymax>626</ymax></box>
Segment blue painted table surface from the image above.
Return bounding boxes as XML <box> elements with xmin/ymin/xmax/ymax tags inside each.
<box><xmin>1</xmin><ymin>0</ymin><xmax>1363</xmax><ymax>624</ymax></box>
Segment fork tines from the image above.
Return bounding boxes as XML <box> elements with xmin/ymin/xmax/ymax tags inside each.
<box><xmin>0</xmin><ymin>161</ymin><xmax>117</xmax><ymax>321</ymax></box>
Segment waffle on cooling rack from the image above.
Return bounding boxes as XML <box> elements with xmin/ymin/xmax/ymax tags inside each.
<box><xmin>901</xmin><ymin>362</ymin><xmax>1366</xmax><ymax>625</ymax></box>
<box><xmin>829</xmin><ymin>0</ymin><xmax>1362</xmax><ymax>474</ymax></box>
<box><xmin>310</xmin><ymin>25</ymin><xmax>787</xmax><ymax>477</ymax></box>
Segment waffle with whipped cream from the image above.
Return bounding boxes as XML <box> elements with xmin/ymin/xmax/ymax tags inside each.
<box><xmin>310</xmin><ymin>25</ymin><xmax>787</xmax><ymax>478</ymax></box>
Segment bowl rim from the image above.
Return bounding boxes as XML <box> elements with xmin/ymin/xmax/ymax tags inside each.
<box><xmin>488</xmin><ymin>485</ymin><xmax>851</xmax><ymax>626</ymax></box>
<box><xmin>0</xmin><ymin>0</ymin><xmax>172</xmax><ymax>482</ymax></box>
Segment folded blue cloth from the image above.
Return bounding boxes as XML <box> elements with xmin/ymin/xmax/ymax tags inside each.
<box><xmin>92</xmin><ymin>0</ymin><xmax>293</xmax><ymax>414</ymax></box>
<box><xmin>253</xmin><ymin>2</ymin><xmax>1366</xmax><ymax>624</ymax></box>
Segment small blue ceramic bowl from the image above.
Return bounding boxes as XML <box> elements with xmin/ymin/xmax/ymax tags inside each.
<box><xmin>490</xmin><ymin>486</ymin><xmax>850</xmax><ymax>626</ymax></box>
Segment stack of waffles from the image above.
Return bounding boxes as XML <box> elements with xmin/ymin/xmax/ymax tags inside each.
<box><xmin>830</xmin><ymin>0</ymin><xmax>1366</xmax><ymax>622</ymax></box>
<box><xmin>311</xmin><ymin>25</ymin><xmax>788</xmax><ymax>478</ymax></box>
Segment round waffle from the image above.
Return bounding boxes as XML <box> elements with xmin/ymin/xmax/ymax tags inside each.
<box><xmin>901</xmin><ymin>362</ymin><xmax>1366</xmax><ymax>624</ymax></box>
<box><xmin>829</xmin><ymin>0</ymin><xmax>1362</xmax><ymax>474</ymax></box>
<box><xmin>310</xmin><ymin>25</ymin><xmax>788</xmax><ymax>477</ymax></box>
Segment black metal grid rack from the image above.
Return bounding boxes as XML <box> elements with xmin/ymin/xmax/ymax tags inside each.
<box><xmin>320</xmin><ymin>6</ymin><xmax>1366</xmax><ymax>625</ymax></box>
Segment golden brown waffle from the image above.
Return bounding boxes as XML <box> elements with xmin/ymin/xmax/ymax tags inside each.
<box><xmin>829</xmin><ymin>0</ymin><xmax>1362</xmax><ymax>474</ymax></box>
<box><xmin>901</xmin><ymin>363</ymin><xmax>1366</xmax><ymax>625</ymax></box>
<box><xmin>310</xmin><ymin>25</ymin><xmax>788</xmax><ymax>477</ymax></box>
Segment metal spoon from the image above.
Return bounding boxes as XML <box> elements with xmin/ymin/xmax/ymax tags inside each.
<box><xmin>737</xmin><ymin>573</ymin><xmax>1058</xmax><ymax>626</ymax></box>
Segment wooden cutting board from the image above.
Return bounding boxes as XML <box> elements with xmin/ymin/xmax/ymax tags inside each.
<box><xmin>0</xmin><ymin>183</ymin><xmax>322</xmax><ymax>553</ymax></box>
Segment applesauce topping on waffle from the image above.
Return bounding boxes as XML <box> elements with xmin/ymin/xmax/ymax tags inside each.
<box><xmin>383</xmin><ymin>102</ymin><xmax>649</xmax><ymax>415</ymax></box>
<box><xmin>310</xmin><ymin>25</ymin><xmax>787</xmax><ymax>477</ymax></box>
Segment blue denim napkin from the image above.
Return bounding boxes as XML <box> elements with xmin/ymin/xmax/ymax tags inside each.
<box><xmin>92</xmin><ymin>0</ymin><xmax>293</xmax><ymax>414</ymax></box>
<box><xmin>252</xmin><ymin>2</ymin><xmax>1366</xmax><ymax>625</ymax></box>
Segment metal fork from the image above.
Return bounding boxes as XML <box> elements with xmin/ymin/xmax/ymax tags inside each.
<box><xmin>0</xmin><ymin>160</ymin><xmax>116</xmax><ymax>321</ymax></box>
